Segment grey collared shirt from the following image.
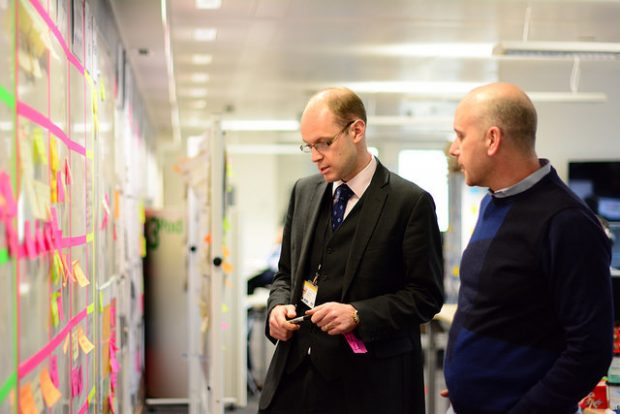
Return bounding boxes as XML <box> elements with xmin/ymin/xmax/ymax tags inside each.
<box><xmin>491</xmin><ymin>159</ymin><xmax>551</xmax><ymax>199</ymax></box>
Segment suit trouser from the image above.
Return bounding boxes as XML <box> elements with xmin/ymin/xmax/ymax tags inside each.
<box><xmin>258</xmin><ymin>356</ymin><xmax>346</xmax><ymax>414</ymax></box>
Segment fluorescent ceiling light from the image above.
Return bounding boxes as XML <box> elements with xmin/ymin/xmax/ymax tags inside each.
<box><xmin>196</xmin><ymin>0</ymin><xmax>221</xmax><ymax>9</ymax></box>
<box><xmin>191</xmin><ymin>73</ymin><xmax>210</xmax><ymax>82</ymax></box>
<box><xmin>367</xmin><ymin>43</ymin><xmax>494</xmax><ymax>58</ymax></box>
<box><xmin>494</xmin><ymin>41</ymin><xmax>620</xmax><ymax>60</ymax></box>
<box><xmin>179</xmin><ymin>88</ymin><xmax>208</xmax><ymax>97</ymax></box>
<box><xmin>340</xmin><ymin>81</ymin><xmax>482</xmax><ymax>95</ymax></box>
<box><xmin>221</xmin><ymin>120</ymin><xmax>299</xmax><ymax>131</ymax></box>
<box><xmin>189</xmin><ymin>100</ymin><xmax>207</xmax><ymax>109</ymax></box>
<box><xmin>192</xmin><ymin>54</ymin><xmax>213</xmax><ymax>65</ymax></box>
<box><xmin>194</xmin><ymin>28</ymin><xmax>217</xmax><ymax>42</ymax></box>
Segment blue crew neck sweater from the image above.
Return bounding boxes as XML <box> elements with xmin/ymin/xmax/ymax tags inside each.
<box><xmin>444</xmin><ymin>168</ymin><xmax>614</xmax><ymax>414</ymax></box>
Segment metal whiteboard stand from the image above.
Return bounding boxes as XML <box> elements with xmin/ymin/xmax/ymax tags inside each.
<box><xmin>187</xmin><ymin>123</ymin><xmax>225</xmax><ymax>414</ymax></box>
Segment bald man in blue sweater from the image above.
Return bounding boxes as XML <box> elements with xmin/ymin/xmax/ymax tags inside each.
<box><xmin>443</xmin><ymin>82</ymin><xmax>614</xmax><ymax>414</ymax></box>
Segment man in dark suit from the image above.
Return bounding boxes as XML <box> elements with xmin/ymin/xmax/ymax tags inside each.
<box><xmin>258</xmin><ymin>87</ymin><xmax>444</xmax><ymax>414</ymax></box>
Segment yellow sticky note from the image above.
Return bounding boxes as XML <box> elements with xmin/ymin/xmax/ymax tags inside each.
<box><xmin>222</xmin><ymin>246</ymin><xmax>230</xmax><ymax>258</ymax></box>
<box><xmin>72</xmin><ymin>260</ymin><xmax>90</xmax><ymax>287</ymax></box>
<box><xmin>50</xmin><ymin>139</ymin><xmax>59</xmax><ymax>173</ymax></box>
<box><xmin>19</xmin><ymin>383</ymin><xmax>37</xmax><ymax>414</ymax></box>
<box><xmin>39</xmin><ymin>367</ymin><xmax>62</xmax><ymax>408</ymax></box>
<box><xmin>78</xmin><ymin>329</ymin><xmax>95</xmax><ymax>354</ymax></box>
<box><xmin>221</xmin><ymin>304</ymin><xmax>229</xmax><ymax>313</ymax></box>
<box><xmin>33</xmin><ymin>128</ymin><xmax>48</xmax><ymax>165</ymax></box>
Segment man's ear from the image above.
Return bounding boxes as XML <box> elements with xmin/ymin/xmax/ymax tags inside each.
<box><xmin>351</xmin><ymin>120</ymin><xmax>366</xmax><ymax>143</ymax></box>
<box><xmin>486</xmin><ymin>126</ymin><xmax>502</xmax><ymax>156</ymax></box>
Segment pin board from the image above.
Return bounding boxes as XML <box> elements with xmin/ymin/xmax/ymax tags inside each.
<box><xmin>0</xmin><ymin>1</ymin><xmax>149</xmax><ymax>413</ymax></box>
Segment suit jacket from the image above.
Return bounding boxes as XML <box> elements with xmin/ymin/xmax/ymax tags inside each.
<box><xmin>259</xmin><ymin>160</ymin><xmax>444</xmax><ymax>413</ymax></box>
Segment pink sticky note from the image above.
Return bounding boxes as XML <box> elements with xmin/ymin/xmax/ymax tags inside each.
<box><xmin>64</xmin><ymin>159</ymin><xmax>72</xmax><ymax>186</ymax></box>
<box><xmin>0</xmin><ymin>172</ymin><xmax>17</xmax><ymax>217</ymax></box>
<box><xmin>43</xmin><ymin>223</ymin><xmax>53</xmax><ymax>251</ymax></box>
<box><xmin>56</xmin><ymin>292</ymin><xmax>65</xmax><ymax>322</ymax></box>
<box><xmin>108</xmin><ymin>394</ymin><xmax>116</xmax><ymax>414</ymax></box>
<box><xmin>344</xmin><ymin>332</ymin><xmax>368</xmax><ymax>354</ymax></box>
<box><xmin>49</xmin><ymin>355</ymin><xmax>59</xmax><ymax>387</ymax></box>
<box><xmin>49</xmin><ymin>208</ymin><xmax>61</xmax><ymax>249</ymax></box>
<box><xmin>5</xmin><ymin>221</ymin><xmax>18</xmax><ymax>258</ymax></box>
<box><xmin>71</xmin><ymin>366</ymin><xmax>82</xmax><ymax>397</ymax></box>
<box><xmin>24</xmin><ymin>220</ymin><xmax>37</xmax><ymax>259</ymax></box>
<box><xmin>110</xmin><ymin>355</ymin><xmax>119</xmax><ymax>374</ymax></box>
<box><xmin>35</xmin><ymin>222</ymin><xmax>46</xmax><ymax>254</ymax></box>
<box><xmin>56</xmin><ymin>171</ymin><xmax>65</xmax><ymax>203</ymax></box>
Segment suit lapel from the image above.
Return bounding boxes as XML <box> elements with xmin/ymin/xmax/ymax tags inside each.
<box><xmin>291</xmin><ymin>178</ymin><xmax>329</xmax><ymax>304</ymax></box>
<box><xmin>341</xmin><ymin>163</ymin><xmax>390</xmax><ymax>299</ymax></box>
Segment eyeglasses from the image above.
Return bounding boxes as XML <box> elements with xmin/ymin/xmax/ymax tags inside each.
<box><xmin>299</xmin><ymin>120</ymin><xmax>355</xmax><ymax>153</ymax></box>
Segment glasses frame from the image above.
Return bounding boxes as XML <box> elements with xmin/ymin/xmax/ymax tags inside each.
<box><xmin>299</xmin><ymin>120</ymin><xmax>356</xmax><ymax>153</ymax></box>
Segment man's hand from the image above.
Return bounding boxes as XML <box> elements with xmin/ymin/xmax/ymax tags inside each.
<box><xmin>268</xmin><ymin>304</ymin><xmax>300</xmax><ymax>341</ymax></box>
<box><xmin>307</xmin><ymin>302</ymin><xmax>358</xmax><ymax>335</ymax></box>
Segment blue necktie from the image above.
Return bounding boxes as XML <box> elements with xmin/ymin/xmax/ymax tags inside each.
<box><xmin>332</xmin><ymin>184</ymin><xmax>354</xmax><ymax>231</ymax></box>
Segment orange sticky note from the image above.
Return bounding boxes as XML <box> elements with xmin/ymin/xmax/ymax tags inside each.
<box><xmin>78</xmin><ymin>329</ymin><xmax>95</xmax><ymax>354</ymax></box>
<box><xmin>114</xmin><ymin>190</ymin><xmax>120</xmax><ymax>219</ymax></box>
<box><xmin>19</xmin><ymin>383</ymin><xmax>37</xmax><ymax>414</ymax></box>
<box><xmin>72</xmin><ymin>260</ymin><xmax>90</xmax><ymax>287</ymax></box>
<box><xmin>39</xmin><ymin>367</ymin><xmax>62</xmax><ymax>407</ymax></box>
<box><xmin>222</xmin><ymin>262</ymin><xmax>234</xmax><ymax>274</ymax></box>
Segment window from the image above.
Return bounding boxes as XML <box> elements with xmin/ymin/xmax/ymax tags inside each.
<box><xmin>398</xmin><ymin>150</ymin><xmax>448</xmax><ymax>231</ymax></box>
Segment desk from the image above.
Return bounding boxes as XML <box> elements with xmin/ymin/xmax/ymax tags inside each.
<box><xmin>427</xmin><ymin>304</ymin><xmax>457</xmax><ymax>414</ymax></box>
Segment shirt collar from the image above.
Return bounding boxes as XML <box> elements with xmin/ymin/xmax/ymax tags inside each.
<box><xmin>333</xmin><ymin>154</ymin><xmax>377</xmax><ymax>198</ymax></box>
<box><xmin>492</xmin><ymin>159</ymin><xmax>551</xmax><ymax>198</ymax></box>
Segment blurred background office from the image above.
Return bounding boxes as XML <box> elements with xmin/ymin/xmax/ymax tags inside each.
<box><xmin>1</xmin><ymin>0</ymin><xmax>620</xmax><ymax>413</ymax></box>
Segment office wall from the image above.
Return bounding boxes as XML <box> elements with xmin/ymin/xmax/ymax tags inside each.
<box><xmin>500</xmin><ymin>59</ymin><xmax>620</xmax><ymax>179</ymax></box>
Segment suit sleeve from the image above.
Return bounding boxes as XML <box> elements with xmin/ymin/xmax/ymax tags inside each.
<box><xmin>352</xmin><ymin>190</ymin><xmax>444</xmax><ymax>343</ymax></box>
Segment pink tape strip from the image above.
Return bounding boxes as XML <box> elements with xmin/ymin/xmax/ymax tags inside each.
<box><xmin>77</xmin><ymin>399</ymin><xmax>89</xmax><ymax>414</ymax></box>
<box><xmin>28</xmin><ymin>0</ymin><xmax>85</xmax><ymax>75</ymax></box>
<box><xmin>17</xmin><ymin>102</ymin><xmax>86</xmax><ymax>155</ymax></box>
<box><xmin>18</xmin><ymin>308</ymin><xmax>87</xmax><ymax>378</ymax></box>
<box><xmin>62</xmin><ymin>235</ymin><xmax>87</xmax><ymax>249</ymax></box>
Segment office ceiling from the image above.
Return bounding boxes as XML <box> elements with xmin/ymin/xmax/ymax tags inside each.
<box><xmin>110</xmin><ymin>0</ymin><xmax>620</xmax><ymax>146</ymax></box>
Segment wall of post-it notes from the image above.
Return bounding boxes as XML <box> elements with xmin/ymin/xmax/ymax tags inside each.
<box><xmin>72</xmin><ymin>259</ymin><xmax>90</xmax><ymax>287</ymax></box>
<box><xmin>40</xmin><ymin>367</ymin><xmax>62</xmax><ymax>408</ymax></box>
<box><xmin>19</xmin><ymin>382</ymin><xmax>37</xmax><ymax>414</ymax></box>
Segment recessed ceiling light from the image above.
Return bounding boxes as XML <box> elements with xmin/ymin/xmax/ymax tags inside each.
<box><xmin>191</xmin><ymin>73</ymin><xmax>210</xmax><ymax>82</ymax></box>
<box><xmin>194</xmin><ymin>28</ymin><xmax>217</xmax><ymax>42</ymax></box>
<box><xmin>196</xmin><ymin>0</ymin><xmax>221</xmax><ymax>9</ymax></box>
<box><xmin>192</xmin><ymin>54</ymin><xmax>213</xmax><ymax>65</ymax></box>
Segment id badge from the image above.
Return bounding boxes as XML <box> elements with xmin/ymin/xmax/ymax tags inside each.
<box><xmin>301</xmin><ymin>280</ymin><xmax>318</xmax><ymax>308</ymax></box>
